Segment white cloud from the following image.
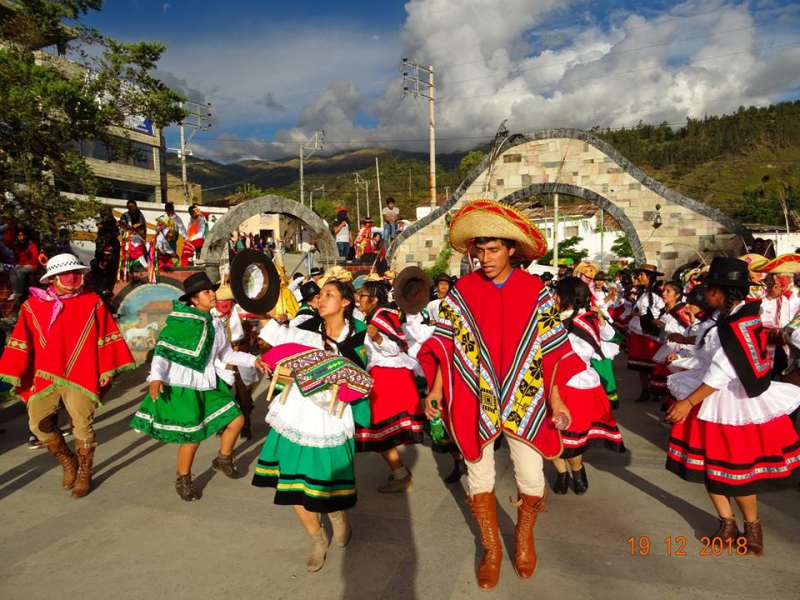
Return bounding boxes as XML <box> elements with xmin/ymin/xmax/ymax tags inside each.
<box><xmin>158</xmin><ymin>0</ymin><xmax>800</xmax><ymax>161</ymax></box>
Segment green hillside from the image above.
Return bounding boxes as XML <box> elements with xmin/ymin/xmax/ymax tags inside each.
<box><xmin>173</xmin><ymin>101</ymin><xmax>800</xmax><ymax>227</ymax></box>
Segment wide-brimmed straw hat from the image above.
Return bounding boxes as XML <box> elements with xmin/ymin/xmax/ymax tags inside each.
<box><xmin>40</xmin><ymin>253</ymin><xmax>90</xmax><ymax>284</ymax></box>
<box><xmin>573</xmin><ymin>261</ymin><xmax>600</xmax><ymax>278</ymax></box>
<box><xmin>702</xmin><ymin>257</ymin><xmax>751</xmax><ymax>287</ymax></box>
<box><xmin>215</xmin><ymin>284</ymin><xmax>235</xmax><ymax>301</ymax></box>
<box><xmin>449</xmin><ymin>199</ymin><xmax>547</xmax><ymax>261</ymax></box>
<box><xmin>757</xmin><ymin>253</ymin><xmax>800</xmax><ymax>274</ymax></box>
<box><xmin>393</xmin><ymin>266</ymin><xmax>433</xmax><ymax>315</ymax></box>
<box><xmin>739</xmin><ymin>253</ymin><xmax>769</xmax><ymax>272</ymax></box>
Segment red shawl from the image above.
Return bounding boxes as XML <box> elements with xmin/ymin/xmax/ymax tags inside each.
<box><xmin>418</xmin><ymin>269</ymin><xmax>584</xmax><ymax>461</ymax></box>
<box><xmin>0</xmin><ymin>292</ymin><xmax>135</xmax><ymax>405</ymax></box>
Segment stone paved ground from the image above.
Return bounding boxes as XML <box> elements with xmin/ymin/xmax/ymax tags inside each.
<box><xmin>1</xmin><ymin>357</ymin><xmax>798</xmax><ymax>600</ymax></box>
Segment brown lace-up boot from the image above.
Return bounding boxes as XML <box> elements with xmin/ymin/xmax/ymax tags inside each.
<box><xmin>71</xmin><ymin>438</ymin><xmax>96</xmax><ymax>498</ymax></box>
<box><xmin>44</xmin><ymin>433</ymin><xmax>78</xmax><ymax>490</ymax></box>
<box><xmin>712</xmin><ymin>517</ymin><xmax>740</xmax><ymax>542</ymax></box>
<box><xmin>744</xmin><ymin>520</ymin><xmax>764</xmax><ymax>556</ymax></box>
<box><xmin>467</xmin><ymin>491</ymin><xmax>503</xmax><ymax>590</ymax></box>
<box><xmin>511</xmin><ymin>492</ymin><xmax>545</xmax><ymax>579</ymax></box>
<box><xmin>45</xmin><ymin>433</ymin><xmax>78</xmax><ymax>490</ymax></box>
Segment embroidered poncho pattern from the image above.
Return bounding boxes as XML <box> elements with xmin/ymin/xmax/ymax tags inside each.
<box><xmin>153</xmin><ymin>301</ymin><xmax>215</xmax><ymax>372</ymax></box>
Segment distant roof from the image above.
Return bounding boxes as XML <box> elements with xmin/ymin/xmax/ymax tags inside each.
<box><xmin>416</xmin><ymin>194</ymin><xmax>449</xmax><ymax>207</ymax></box>
<box><xmin>516</xmin><ymin>201</ymin><xmax>621</xmax><ymax>231</ymax></box>
<box><xmin>206</xmin><ymin>192</ymin><xmax>252</xmax><ymax>207</ymax></box>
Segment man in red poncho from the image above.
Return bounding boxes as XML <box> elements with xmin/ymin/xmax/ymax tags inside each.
<box><xmin>418</xmin><ymin>200</ymin><xmax>585</xmax><ymax>590</ymax></box>
<box><xmin>0</xmin><ymin>254</ymin><xmax>135</xmax><ymax>498</ymax></box>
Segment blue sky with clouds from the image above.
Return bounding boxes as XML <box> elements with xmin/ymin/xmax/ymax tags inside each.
<box><xmin>82</xmin><ymin>0</ymin><xmax>800</xmax><ymax>162</ymax></box>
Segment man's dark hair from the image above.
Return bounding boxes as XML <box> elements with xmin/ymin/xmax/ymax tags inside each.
<box><xmin>164</xmin><ymin>202</ymin><xmax>175</xmax><ymax>211</ymax></box>
<box><xmin>473</xmin><ymin>237</ymin><xmax>515</xmax><ymax>249</ymax></box>
<box><xmin>127</xmin><ymin>200</ymin><xmax>138</xmax><ymax>208</ymax></box>
<box><xmin>386</xmin><ymin>197</ymin><xmax>396</xmax><ymax>205</ymax></box>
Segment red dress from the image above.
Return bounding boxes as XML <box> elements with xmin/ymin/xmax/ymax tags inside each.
<box><xmin>354</xmin><ymin>306</ymin><xmax>425</xmax><ymax>452</ymax></box>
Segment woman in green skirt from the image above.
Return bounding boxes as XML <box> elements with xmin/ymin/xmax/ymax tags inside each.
<box><xmin>130</xmin><ymin>272</ymin><xmax>268</xmax><ymax>501</ymax></box>
<box><xmin>253</xmin><ymin>279</ymin><xmax>369</xmax><ymax>572</ymax></box>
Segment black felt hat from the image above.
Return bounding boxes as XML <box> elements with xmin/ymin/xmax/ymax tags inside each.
<box><xmin>393</xmin><ymin>266</ymin><xmax>433</xmax><ymax>315</ymax></box>
<box><xmin>702</xmin><ymin>257</ymin><xmax>751</xmax><ymax>287</ymax></box>
<box><xmin>300</xmin><ymin>280</ymin><xmax>321</xmax><ymax>303</ymax></box>
<box><xmin>229</xmin><ymin>249</ymin><xmax>281</xmax><ymax>314</ymax></box>
<box><xmin>179</xmin><ymin>272</ymin><xmax>220</xmax><ymax>303</ymax></box>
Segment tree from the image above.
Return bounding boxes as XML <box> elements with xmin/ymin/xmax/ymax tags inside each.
<box><xmin>459</xmin><ymin>150</ymin><xmax>485</xmax><ymax>174</ymax></box>
<box><xmin>610</xmin><ymin>234</ymin><xmax>634</xmax><ymax>259</ymax></box>
<box><xmin>536</xmin><ymin>236</ymin><xmax>589</xmax><ymax>266</ymax></box>
<box><xmin>0</xmin><ymin>0</ymin><xmax>185</xmax><ymax>236</ymax></box>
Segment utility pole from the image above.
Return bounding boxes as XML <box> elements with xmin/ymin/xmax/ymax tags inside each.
<box><xmin>376</xmin><ymin>157</ymin><xmax>383</xmax><ymax>227</ymax></box>
<box><xmin>177</xmin><ymin>100</ymin><xmax>213</xmax><ymax>204</ymax></box>
<box><xmin>599</xmin><ymin>208</ymin><xmax>605</xmax><ymax>268</ymax></box>
<box><xmin>401</xmin><ymin>59</ymin><xmax>436</xmax><ymax>208</ymax></box>
<box><xmin>309</xmin><ymin>185</ymin><xmax>324</xmax><ymax>212</ymax></box>
<box><xmin>299</xmin><ymin>130</ymin><xmax>324</xmax><ymax>207</ymax></box>
<box><xmin>553</xmin><ymin>192</ymin><xmax>559</xmax><ymax>268</ymax></box>
<box><xmin>354</xmin><ymin>173</ymin><xmax>369</xmax><ymax>218</ymax></box>
<box><xmin>354</xmin><ymin>173</ymin><xmax>361</xmax><ymax>224</ymax></box>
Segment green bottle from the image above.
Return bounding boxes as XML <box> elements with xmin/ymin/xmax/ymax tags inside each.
<box><xmin>429</xmin><ymin>399</ymin><xmax>445</xmax><ymax>442</ymax></box>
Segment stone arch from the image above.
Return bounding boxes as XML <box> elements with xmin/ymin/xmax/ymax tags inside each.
<box><xmin>200</xmin><ymin>195</ymin><xmax>336</xmax><ymax>280</ymax></box>
<box><xmin>390</xmin><ymin>129</ymin><xmax>753</xmax><ymax>274</ymax></box>
<box><xmin>503</xmin><ymin>183</ymin><xmax>647</xmax><ymax>265</ymax></box>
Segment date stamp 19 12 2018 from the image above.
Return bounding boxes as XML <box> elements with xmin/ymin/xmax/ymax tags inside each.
<box><xmin>628</xmin><ymin>536</ymin><xmax>749</xmax><ymax>557</ymax></box>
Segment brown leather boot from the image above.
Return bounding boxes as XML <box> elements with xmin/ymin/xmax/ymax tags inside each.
<box><xmin>744</xmin><ymin>520</ymin><xmax>764</xmax><ymax>556</ymax></box>
<box><xmin>712</xmin><ymin>517</ymin><xmax>740</xmax><ymax>541</ymax></box>
<box><xmin>44</xmin><ymin>433</ymin><xmax>78</xmax><ymax>490</ymax></box>
<box><xmin>467</xmin><ymin>491</ymin><xmax>502</xmax><ymax>590</ymax></box>
<box><xmin>71</xmin><ymin>438</ymin><xmax>96</xmax><ymax>499</ymax></box>
<box><xmin>511</xmin><ymin>492</ymin><xmax>545</xmax><ymax>579</ymax></box>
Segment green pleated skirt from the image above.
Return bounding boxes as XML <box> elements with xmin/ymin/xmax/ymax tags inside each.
<box><xmin>130</xmin><ymin>378</ymin><xmax>241</xmax><ymax>444</ymax></box>
<box><xmin>251</xmin><ymin>428</ymin><xmax>357</xmax><ymax>513</ymax></box>
<box><xmin>590</xmin><ymin>358</ymin><xmax>619</xmax><ymax>409</ymax></box>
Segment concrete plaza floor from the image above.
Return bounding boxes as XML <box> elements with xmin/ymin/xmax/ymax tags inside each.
<box><xmin>0</xmin><ymin>359</ymin><xmax>798</xmax><ymax>600</ymax></box>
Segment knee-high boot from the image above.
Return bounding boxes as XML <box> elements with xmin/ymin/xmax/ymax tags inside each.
<box><xmin>511</xmin><ymin>491</ymin><xmax>545</xmax><ymax>579</ymax></box>
<box><xmin>45</xmin><ymin>433</ymin><xmax>77</xmax><ymax>490</ymax></box>
<box><xmin>71</xmin><ymin>438</ymin><xmax>97</xmax><ymax>499</ymax></box>
<box><xmin>467</xmin><ymin>490</ymin><xmax>503</xmax><ymax>590</ymax></box>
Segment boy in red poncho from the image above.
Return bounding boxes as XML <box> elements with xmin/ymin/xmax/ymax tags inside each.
<box><xmin>417</xmin><ymin>200</ymin><xmax>584</xmax><ymax>590</ymax></box>
<box><xmin>0</xmin><ymin>254</ymin><xmax>135</xmax><ymax>498</ymax></box>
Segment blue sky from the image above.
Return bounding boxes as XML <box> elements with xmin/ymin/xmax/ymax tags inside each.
<box><xmin>81</xmin><ymin>0</ymin><xmax>800</xmax><ymax>162</ymax></box>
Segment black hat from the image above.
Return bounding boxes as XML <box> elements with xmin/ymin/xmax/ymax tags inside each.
<box><xmin>434</xmin><ymin>273</ymin><xmax>452</xmax><ymax>285</ymax></box>
<box><xmin>702</xmin><ymin>257</ymin><xmax>751</xmax><ymax>287</ymax></box>
<box><xmin>300</xmin><ymin>280</ymin><xmax>321</xmax><ymax>303</ymax></box>
<box><xmin>179</xmin><ymin>272</ymin><xmax>220</xmax><ymax>302</ymax></box>
<box><xmin>229</xmin><ymin>249</ymin><xmax>281</xmax><ymax>314</ymax></box>
<box><xmin>309</xmin><ymin>267</ymin><xmax>324</xmax><ymax>278</ymax></box>
<box><xmin>634</xmin><ymin>263</ymin><xmax>664</xmax><ymax>277</ymax></box>
<box><xmin>686</xmin><ymin>284</ymin><xmax>710</xmax><ymax>309</ymax></box>
<box><xmin>393</xmin><ymin>266</ymin><xmax>433</xmax><ymax>315</ymax></box>
<box><xmin>540</xmin><ymin>272</ymin><xmax>554</xmax><ymax>282</ymax></box>
<box><xmin>594</xmin><ymin>271</ymin><xmax>607</xmax><ymax>282</ymax></box>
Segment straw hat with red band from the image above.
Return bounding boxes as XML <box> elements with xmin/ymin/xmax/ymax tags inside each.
<box><xmin>738</xmin><ymin>253</ymin><xmax>769</xmax><ymax>272</ymax></box>
<box><xmin>756</xmin><ymin>253</ymin><xmax>800</xmax><ymax>274</ymax></box>
<box><xmin>449</xmin><ymin>199</ymin><xmax>547</xmax><ymax>261</ymax></box>
<box><xmin>573</xmin><ymin>260</ymin><xmax>600</xmax><ymax>279</ymax></box>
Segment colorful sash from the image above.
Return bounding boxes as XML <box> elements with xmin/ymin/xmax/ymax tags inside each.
<box><xmin>717</xmin><ymin>300</ymin><xmax>771</xmax><ymax>397</ymax></box>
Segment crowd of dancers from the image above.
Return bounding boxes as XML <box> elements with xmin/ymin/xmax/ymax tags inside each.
<box><xmin>2</xmin><ymin>200</ymin><xmax>799</xmax><ymax>588</ymax></box>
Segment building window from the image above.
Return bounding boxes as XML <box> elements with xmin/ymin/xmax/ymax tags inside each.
<box><xmin>496</xmin><ymin>178</ymin><xmax>504</xmax><ymax>186</ymax></box>
<box><xmin>521</xmin><ymin>174</ymin><xmax>532</xmax><ymax>186</ymax></box>
<box><xmin>503</xmin><ymin>154</ymin><xmax>522</xmax><ymax>163</ymax></box>
<box><xmin>79</xmin><ymin>139</ymin><xmax>155</xmax><ymax>170</ymax></box>
<box><xmin>565</xmin><ymin>226</ymin><xmax>579</xmax><ymax>237</ymax></box>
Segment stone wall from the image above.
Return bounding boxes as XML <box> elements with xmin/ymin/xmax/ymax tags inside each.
<box><xmin>390</xmin><ymin>130</ymin><xmax>752</xmax><ymax>276</ymax></box>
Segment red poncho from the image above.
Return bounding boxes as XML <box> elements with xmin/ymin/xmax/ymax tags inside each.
<box><xmin>0</xmin><ymin>292</ymin><xmax>135</xmax><ymax>405</ymax></box>
<box><xmin>418</xmin><ymin>269</ymin><xmax>585</xmax><ymax>461</ymax></box>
